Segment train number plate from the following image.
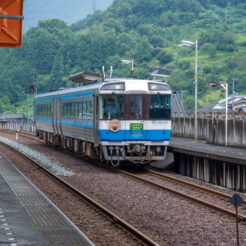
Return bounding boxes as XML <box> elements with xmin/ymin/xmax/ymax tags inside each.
<box><xmin>130</xmin><ymin>123</ymin><xmax>143</xmax><ymax>136</ymax></box>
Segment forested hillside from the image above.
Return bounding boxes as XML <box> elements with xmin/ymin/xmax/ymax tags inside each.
<box><xmin>1</xmin><ymin>0</ymin><xmax>246</xmax><ymax>115</ymax></box>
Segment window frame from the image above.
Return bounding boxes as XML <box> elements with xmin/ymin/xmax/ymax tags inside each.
<box><xmin>99</xmin><ymin>94</ymin><xmax>126</xmax><ymax>120</ymax></box>
<box><xmin>148</xmin><ymin>94</ymin><xmax>171</xmax><ymax>120</ymax></box>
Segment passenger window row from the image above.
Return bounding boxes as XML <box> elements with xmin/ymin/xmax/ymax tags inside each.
<box><xmin>62</xmin><ymin>101</ymin><xmax>92</xmax><ymax>119</ymax></box>
<box><xmin>36</xmin><ymin>104</ymin><xmax>52</xmax><ymax>117</ymax></box>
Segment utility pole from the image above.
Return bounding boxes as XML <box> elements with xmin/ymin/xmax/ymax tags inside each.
<box><xmin>232</xmin><ymin>75</ymin><xmax>238</xmax><ymax>95</ymax></box>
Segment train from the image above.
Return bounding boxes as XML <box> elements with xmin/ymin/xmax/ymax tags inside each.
<box><xmin>34</xmin><ymin>71</ymin><xmax>172</xmax><ymax>167</ymax></box>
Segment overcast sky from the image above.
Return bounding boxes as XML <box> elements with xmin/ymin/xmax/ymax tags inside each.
<box><xmin>23</xmin><ymin>0</ymin><xmax>113</xmax><ymax>32</ymax></box>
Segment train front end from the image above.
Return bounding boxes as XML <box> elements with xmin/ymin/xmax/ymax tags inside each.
<box><xmin>98</xmin><ymin>79</ymin><xmax>172</xmax><ymax>166</ymax></box>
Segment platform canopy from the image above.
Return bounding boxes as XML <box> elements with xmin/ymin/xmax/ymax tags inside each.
<box><xmin>0</xmin><ymin>0</ymin><xmax>24</xmax><ymax>48</ymax></box>
<box><xmin>69</xmin><ymin>71</ymin><xmax>103</xmax><ymax>85</ymax></box>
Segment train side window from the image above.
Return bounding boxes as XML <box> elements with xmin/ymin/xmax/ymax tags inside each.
<box><xmin>69</xmin><ymin>103</ymin><xmax>72</xmax><ymax>117</ymax></box>
<box><xmin>82</xmin><ymin>101</ymin><xmax>86</xmax><ymax>118</ymax></box>
<box><xmin>87</xmin><ymin>101</ymin><xmax>92</xmax><ymax>119</ymax></box>
<box><xmin>71</xmin><ymin>103</ymin><xmax>74</xmax><ymax>118</ymax></box>
<box><xmin>74</xmin><ymin>103</ymin><xmax>78</xmax><ymax>118</ymax></box>
<box><xmin>78</xmin><ymin>103</ymin><xmax>82</xmax><ymax>118</ymax></box>
<box><xmin>66</xmin><ymin>104</ymin><xmax>68</xmax><ymax>117</ymax></box>
<box><xmin>62</xmin><ymin>104</ymin><xmax>66</xmax><ymax>118</ymax></box>
<box><xmin>48</xmin><ymin>104</ymin><xmax>50</xmax><ymax>117</ymax></box>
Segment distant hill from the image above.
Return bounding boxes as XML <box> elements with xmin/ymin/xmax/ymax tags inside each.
<box><xmin>23</xmin><ymin>0</ymin><xmax>113</xmax><ymax>32</ymax></box>
<box><xmin>1</xmin><ymin>0</ymin><xmax>246</xmax><ymax>115</ymax></box>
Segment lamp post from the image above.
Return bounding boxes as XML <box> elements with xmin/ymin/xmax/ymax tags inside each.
<box><xmin>210</xmin><ymin>82</ymin><xmax>228</xmax><ymax>147</ymax></box>
<box><xmin>179</xmin><ymin>40</ymin><xmax>198</xmax><ymax>142</ymax></box>
<box><xmin>121</xmin><ymin>59</ymin><xmax>134</xmax><ymax>77</ymax></box>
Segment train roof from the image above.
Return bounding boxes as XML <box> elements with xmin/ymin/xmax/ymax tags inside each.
<box><xmin>34</xmin><ymin>82</ymin><xmax>103</xmax><ymax>99</ymax></box>
<box><xmin>34</xmin><ymin>78</ymin><xmax>171</xmax><ymax>100</ymax></box>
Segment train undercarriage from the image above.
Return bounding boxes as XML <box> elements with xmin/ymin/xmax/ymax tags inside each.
<box><xmin>37</xmin><ymin>130</ymin><xmax>167</xmax><ymax>167</ymax></box>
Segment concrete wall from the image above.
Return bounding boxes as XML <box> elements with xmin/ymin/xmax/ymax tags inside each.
<box><xmin>172</xmin><ymin>117</ymin><xmax>246</xmax><ymax>148</ymax></box>
<box><xmin>174</xmin><ymin>152</ymin><xmax>246</xmax><ymax>192</ymax></box>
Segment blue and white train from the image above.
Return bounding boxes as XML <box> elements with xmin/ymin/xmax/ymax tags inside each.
<box><xmin>34</xmin><ymin>71</ymin><xmax>172</xmax><ymax>167</ymax></box>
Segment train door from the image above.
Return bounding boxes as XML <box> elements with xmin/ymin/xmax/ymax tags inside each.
<box><xmin>52</xmin><ymin>96</ymin><xmax>60</xmax><ymax>135</ymax></box>
<box><xmin>126</xmin><ymin>95</ymin><xmax>147</xmax><ymax>141</ymax></box>
<box><xmin>57</xmin><ymin>98</ymin><xmax>63</xmax><ymax>136</ymax></box>
<box><xmin>52</xmin><ymin>98</ymin><xmax>56</xmax><ymax>134</ymax></box>
<box><xmin>93</xmin><ymin>94</ymin><xmax>99</xmax><ymax>143</ymax></box>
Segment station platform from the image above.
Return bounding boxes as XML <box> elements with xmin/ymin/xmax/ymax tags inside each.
<box><xmin>150</xmin><ymin>136</ymin><xmax>246</xmax><ymax>170</ymax></box>
<box><xmin>0</xmin><ymin>153</ymin><xmax>94</xmax><ymax>246</ymax></box>
<box><xmin>169</xmin><ymin>137</ymin><xmax>246</xmax><ymax>165</ymax></box>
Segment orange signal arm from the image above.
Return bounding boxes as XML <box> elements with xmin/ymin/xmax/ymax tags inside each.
<box><xmin>0</xmin><ymin>0</ymin><xmax>24</xmax><ymax>48</ymax></box>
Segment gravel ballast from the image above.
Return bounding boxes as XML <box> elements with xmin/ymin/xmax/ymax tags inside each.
<box><xmin>1</xmin><ymin>132</ymin><xmax>246</xmax><ymax>246</ymax></box>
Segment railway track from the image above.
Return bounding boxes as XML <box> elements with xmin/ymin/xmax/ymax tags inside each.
<box><xmin>2</xmin><ymin>130</ymin><xmax>246</xmax><ymax>230</ymax></box>
<box><xmin>0</xmin><ymin>140</ymin><xmax>159</xmax><ymax>246</ymax></box>
<box><xmin>120</xmin><ymin>169</ymin><xmax>246</xmax><ymax>221</ymax></box>
<box><xmin>0</xmin><ymin>129</ymin><xmax>43</xmax><ymax>143</ymax></box>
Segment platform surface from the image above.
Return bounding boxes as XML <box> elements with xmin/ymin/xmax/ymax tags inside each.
<box><xmin>170</xmin><ymin>137</ymin><xmax>246</xmax><ymax>165</ymax></box>
<box><xmin>0</xmin><ymin>153</ymin><xmax>94</xmax><ymax>246</ymax></box>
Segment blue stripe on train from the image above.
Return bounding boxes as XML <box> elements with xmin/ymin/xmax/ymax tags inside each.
<box><xmin>35</xmin><ymin>118</ymin><xmax>93</xmax><ymax>129</ymax></box>
<box><xmin>35</xmin><ymin>118</ymin><xmax>171</xmax><ymax>141</ymax></box>
<box><xmin>98</xmin><ymin>129</ymin><xmax>171</xmax><ymax>141</ymax></box>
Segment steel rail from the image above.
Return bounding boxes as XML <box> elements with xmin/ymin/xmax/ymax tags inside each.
<box><xmin>0</xmin><ymin>141</ymin><xmax>159</xmax><ymax>246</ymax></box>
<box><xmin>148</xmin><ymin>170</ymin><xmax>246</xmax><ymax>208</ymax></box>
<box><xmin>120</xmin><ymin>170</ymin><xmax>246</xmax><ymax>221</ymax></box>
<box><xmin>149</xmin><ymin>170</ymin><xmax>233</xmax><ymax>199</ymax></box>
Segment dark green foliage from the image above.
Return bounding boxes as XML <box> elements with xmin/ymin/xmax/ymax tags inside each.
<box><xmin>1</xmin><ymin>0</ymin><xmax>246</xmax><ymax>113</ymax></box>
<box><xmin>157</xmin><ymin>50</ymin><xmax>173</xmax><ymax>64</ymax></box>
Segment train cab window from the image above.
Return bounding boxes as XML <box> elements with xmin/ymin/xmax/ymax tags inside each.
<box><xmin>99</xmin><ymin>95</ymin><xmax>124</xmax><ymax>120</ymax></box>
<box><xmin>131</xmin><ymin>96</ymin><xmax>142</xmax><ymax>120</ymax></box>
<box><xmin>149</xmin><ymin>95</ymin><xmax>171</xmax><ymax>119</ymax></box>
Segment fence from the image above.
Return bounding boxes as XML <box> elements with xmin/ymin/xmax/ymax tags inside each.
<box><xmin>172</xmin><ymin>116</ymin><xmax>246</xmax><ymax>148</ymax></box>
<box><xmin>1</xmin><ymin>117</ymin><xmax>246</xmax><ymax>148</ymax></box>
<box><xmin>0</xmin><ymin>120</ymin><xmax>36</xmax><ymax>133</ymax></box>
